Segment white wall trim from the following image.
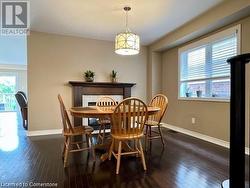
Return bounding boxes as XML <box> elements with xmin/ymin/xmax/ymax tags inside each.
<box><xmin>27</xmin><ymin>129</ymin><xmax>62</xmax><ymax>137</ymax></box>
<box><xmin>26</xmin><ymin>128</ymin><xmax>109</xmax><ymax>137</ymax></box>
<box><xmin>0</xmin><ymin>64</ymin><xmax>27</xmax><ymax>70</ymax></box>
<box><xmin>162</xmin><ymin>123</ymin><xmax>249</xmax><ymax>155</ymax></box>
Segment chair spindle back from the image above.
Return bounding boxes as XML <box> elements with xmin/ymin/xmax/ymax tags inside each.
<box><xmin>96</xmin><ymin>96</ymin><xmax>117</xmax><ymax>112</ymax></box>
<box><xmin>58</xmin><ymin>94</ymin><xmax>74</xmax><ymax>133</ymax></box>
<box><xmin>111</xmin><ymin>98</ymin><xmax>148</xmax><ymax>138</ymax></box>
<box><xmin>148</xmin><ymin>94</ymin><xmax>168</xmax><ymax>123</ymax></box>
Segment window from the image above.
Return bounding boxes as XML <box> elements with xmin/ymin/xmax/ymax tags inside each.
<box><xmin>178</xmin><ymin>25</ymin><xmax>240</xmax><ymax>101</ymax></box>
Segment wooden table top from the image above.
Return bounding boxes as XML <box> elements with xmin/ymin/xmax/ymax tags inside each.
<box><xmin>69</xmin><ymin>106</ymin><xmax>160</xmax><ymax>118</ymax></box>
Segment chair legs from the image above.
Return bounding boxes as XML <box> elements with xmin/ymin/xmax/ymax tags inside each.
<box><xmin>103</xmin><ymin>126</ymin><xmax>106</xmax><ymax>142</ymax></box>
<box><xmin>89</xmin><ymin>134</ymin><xmax>96</xmax><ymax>161</ymax></box>
<box><xmin>21</xmin><ymin>108</ymin><xmax>28</xmax><ymax>130</ymax></box>
<box><xmin>158</xmin><ymin>124</ymin><xmax>165</xmax><ymax>146</ymax></box>
<box><xmin>97</xmin><ymin>124</ymin><xmax>102</xmax><ymax>143</ymax></box>
<box><xmin>145</xmin><ymin>124</ymin><xmax>165</xmax><ymax>151</ymax></box>
<box><xmin>145</xmin><ymin>125</ymin><xmax>148</xmax><ymax>151</ymax></box>
<box><xmin>62</xmin><ymin>137</ymin><xmax>68</xmax><ymax>159</ymax></box>
<box><xmin>109</xmin><ymin>138</ymin><xmax>147</xmax><ymax>175</ymax></box>
<box><xmin>63</xmin><ymin>133</ymin><xmax>95</xmax><ymax>167</ymax></box>
<box><xmin>97</xmin><ymin>124</ymin><xmax>107</xmax><ymax>144</ymax></box>
<box><xmin>22</xmin><ymin>119</ymin><xmax>25</xmax><ymax>129</ymax></box>
<box><xmin>116</xmin><ymin>141</ymin><xmax>122</xmax><ymax>174</ymax></box>
<box><xmin>139</xmin><ymin>140</ymin><xmax>146</xmax><ymax>170</ymax></box>
<box><xmin>108</xmin><ymin>138</ymin><xmax>114</xmax><ymax>160</ymax></box>
<box><xmin>86</xmin><ymin>134</ymin><xmax>89</xmax><ymax>147</ymax></box>
<box><xmin>64</xmin><ymin>137</ymin><xmax>70</xmax><ymax>167</ymax></box>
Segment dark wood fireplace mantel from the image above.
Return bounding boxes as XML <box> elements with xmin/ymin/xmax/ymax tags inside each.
<box><xmin>69</xmin><ymin>81</ymin><xmax>135</xmax><ymax>88</ymax></box>
<box><xmin>69</xmin><ymin>81</ymin><xmax>136</xmax><ymax>126</ymax></box>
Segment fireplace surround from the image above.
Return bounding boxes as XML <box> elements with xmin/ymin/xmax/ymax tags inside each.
<box><xmin>68</xmin><ymin>81</ymin><xmax>136</xmax><ymax>126</ymax></box>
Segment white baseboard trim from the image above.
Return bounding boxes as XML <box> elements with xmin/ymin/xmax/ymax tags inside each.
<box><xmin>27</xmin><ymin>129</ymin><xmax>62</xmax><ymax>137</ymax></box>
<box><xmin>26</xmin><ymin>128</ymin><xmax>111</xmax><ymax>137</ymax></box>
<box><xmin>162</xmin><ymin>123</ymin><xmax>250</xmax><ymax>155</ymax></box>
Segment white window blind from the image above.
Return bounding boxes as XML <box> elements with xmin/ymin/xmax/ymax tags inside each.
<box><xmin>178</xmin><ymin>25</ymin><xmax>240</xmax><ymax>101</ymax></box>
<box><xmin>211</xmin><ymin>36</ymin><xmax>236</xmax><ymax>77</ymax></box>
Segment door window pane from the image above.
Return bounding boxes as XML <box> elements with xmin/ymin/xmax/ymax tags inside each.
<box><xmin>0</xmin><ymin>75</ymin><xmax>16</xmax><ymax>111</ymax></box>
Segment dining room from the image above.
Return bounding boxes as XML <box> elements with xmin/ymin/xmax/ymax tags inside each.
<box><xmin>0</xmin><ymin>0</ymin><xmax>250</xmax><ymax>188</ymax></box>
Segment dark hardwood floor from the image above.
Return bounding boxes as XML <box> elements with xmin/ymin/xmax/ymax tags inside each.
<box><xmin>0</xmin><ymin>112</ymin><xmax>249</xmax><ymax>188</ymax></box>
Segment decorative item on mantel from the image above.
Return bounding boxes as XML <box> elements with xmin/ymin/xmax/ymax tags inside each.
<box><xmin>110</xmin><ymin>70</ymin><xmax>117</xmax><ymax>83</ymax></box>
<box><xmin>84</xmin><ymin>70</ymin><xmax>95</xmax><ymax>82</ymax></box>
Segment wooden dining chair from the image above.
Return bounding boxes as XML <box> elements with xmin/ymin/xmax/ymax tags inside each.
<box><xmin>145</xmin><ymin>94</ymin><xmax>168</xmax><ymax>151</ymax></box>
<box><xmin>15</xmin><ymin>92</ymin><xmax>28</xmax><ymax>130</ymax></box>
<box><xmin>58</xmin><ymin>94</ymin><xmax>95</xmax><ymax>167</ymax></box>
<box><xmin>96</xmin><ymin>96</ymin><xmax>117</xmax><ymax>144</ymax></box>
<box><xmin>108</xmin><ymin>97</ymin><xmax>148</xmax><ymax>174</ymax></box>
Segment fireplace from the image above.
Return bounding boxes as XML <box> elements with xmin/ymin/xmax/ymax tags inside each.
<box><xmin>69</xmin><ymin>81</ymin><xmax>136</xmax><ymax>126</ymax></box>
<box><xmin>82</xmin><ymin>94</ymin><xmax>123</xmax><ymax>130</ymax></box>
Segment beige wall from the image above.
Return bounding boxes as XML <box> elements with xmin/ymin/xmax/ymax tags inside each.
<box><xmin>147</xmin><ymin>52</ymin><xmax>162</xmax><ymax>102</ymax></box>
<box><xmin>151</xmin><ymin>53</ymin><xmax>162</xmax><ymax>97</ymax></box>
<box><xmin>161</xmin><ymin>16</ymin><xmax>250</xmax><ymax>146</ymax></box>
<box><xmin>28</xmin><ymin>31</ymin><xmax>147</xmax><ymax>131</ymax></box>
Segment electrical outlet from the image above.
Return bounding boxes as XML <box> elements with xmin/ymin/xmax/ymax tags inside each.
<box><xmin>191</xmin><ymin>117</ymin><xmax>196</xmax><ymax>124</ymax></box>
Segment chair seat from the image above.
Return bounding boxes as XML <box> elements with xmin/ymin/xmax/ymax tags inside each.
<box><xmin>111</xmin><ymin>132</ymin><xmax>143</xmax><ymax>140</ymax></box>
<box><xmin>145</xmin><ymin>120</ymin><xmax>161</xmax><ymax>126</ymax></box>
<box><xmin>64</xmin><ymin>126</ymin><xmax>94</xmax><ymax>136</ymax></box>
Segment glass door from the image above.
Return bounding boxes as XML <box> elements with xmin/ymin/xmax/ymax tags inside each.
<box><xmin>0</xmin><ymin>73</ymin><xmax>17</xmax><ymax>112</ymax></box>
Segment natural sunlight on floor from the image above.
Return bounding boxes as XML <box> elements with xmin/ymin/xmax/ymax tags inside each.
<box><xmin>0</xmin><ymin>112</ymin><xmax>19</xmax><ymax>152</ymax></box>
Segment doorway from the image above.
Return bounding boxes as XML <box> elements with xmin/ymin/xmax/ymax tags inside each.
<box><xmin>0</xmin><ymin>35</ymin><xmax>27</xmax><ymax>152</ymax></box>
<box><xmin>0</xmin><ymin>73</ymin><xmax>17</xmax><ymax>112</ymax></box>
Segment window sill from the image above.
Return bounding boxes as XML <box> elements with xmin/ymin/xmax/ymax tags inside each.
<box><xmin>178</xmin><ymin>97</ymin><xmax>230</xmax><ymax>103</ymax></box>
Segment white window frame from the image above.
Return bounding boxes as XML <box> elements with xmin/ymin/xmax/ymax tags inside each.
<box><xmin>178</xmin><ymin>24</ymin><xmax>241</xmax><ymax>102</ymax></box>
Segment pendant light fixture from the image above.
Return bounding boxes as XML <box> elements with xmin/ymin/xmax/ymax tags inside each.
<box><xmin>115</xmin><ymin>6</ymin><xmax>140</xmax><ymax>55</ymax></box>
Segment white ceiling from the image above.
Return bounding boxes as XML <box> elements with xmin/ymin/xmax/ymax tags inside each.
<box><xmin>30</xmin><ymin>0</ymin><xmax>224</xmax><ymax>45</ymax></box>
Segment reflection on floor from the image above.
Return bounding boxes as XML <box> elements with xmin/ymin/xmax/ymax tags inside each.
<box><xmin>0</xmin><ymin>112</ymin><xmax>249</xmax><ymax>188</ymax></box>
<box><xmin>0</xmin><ymin>112</ymin><xmax>21</xmax><ymax>152</ymax></box>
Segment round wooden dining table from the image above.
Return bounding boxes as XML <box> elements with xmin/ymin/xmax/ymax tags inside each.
<box><xmin>69</xmin><ymin>106</ymin><xmax>160</xmax><ymax>118</ymax></box>
<box><xmin>69</xmin><ymin>105</ymin><xmax>160</xmax><ymax>161</ymax></box>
